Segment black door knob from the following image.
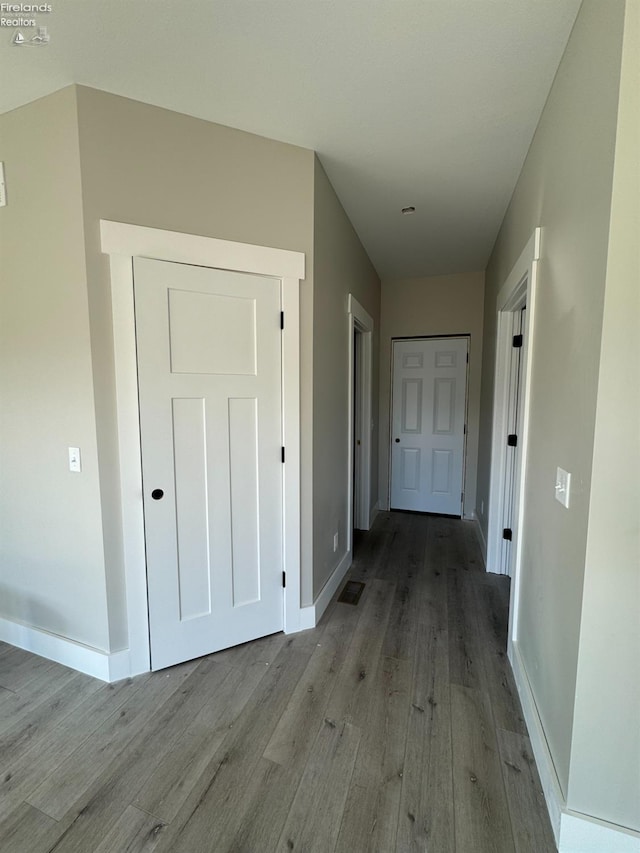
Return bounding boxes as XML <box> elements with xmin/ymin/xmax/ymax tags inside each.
<box><xmin>151</xmin><ymin>489</ymin><xmax>164</xmax><ymax>500</ymax></box>
<box><xmin>395</xmin><ymin>438</ymin><xmax>400</xmax><ymax>443</ymax></box>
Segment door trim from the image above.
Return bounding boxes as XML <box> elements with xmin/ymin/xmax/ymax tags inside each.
<box><xmin>101</xmin><ymin>220</ymin><xmax>305</xmax><ymax>677</ymax></box>
<box><xmin>486</xmin><ymin>227</ymin><xmax>540</xmax><ymax>647</ymax></box>
<box><xmin>347</xmin><ymin>294</ymin><xmax>374</xmax><ymax>543</ymax></box>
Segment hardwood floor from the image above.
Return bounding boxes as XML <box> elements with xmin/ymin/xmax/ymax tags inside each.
<box><xmin>0</xmin><ymin>512</ymin><xmax>556</xmax><ymax>852</ymax></box>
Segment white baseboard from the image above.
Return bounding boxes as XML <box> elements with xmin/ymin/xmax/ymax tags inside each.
<box><xmin>314</xmin><ymin>548</ymin><xmax>352</xmax><ymax>621</ymax></box>
<box><xmin>0</xmin><ymin>616</ymin><xmax>132</xmax><ymax>683</ymax></box>
<box><xmin>469</xmin><ymin>511</ymin><xmax>487</xmax><ymax>566</ymax></box>
<box><xmin>285</xmin><ymin>550</ymin><xmax>353</xmax><ymax>634</ymax></box>
<box><xmin>369</xmin><ymin>500</ymin><xmax>380</xmax><ymax>529</ymax></box>
<box><xmin>509</xmin><ymin>639</ymin><xmax>564</xmax><ymax>843</ymax></box>
<box><xmin>294</xmin><ymin>549</ymin><xmax>353</xmax><ymax>633</ymax></box>
<box><xmin>509</xmin><ymin>640</ymin><xmax>639</xmax><ymax>852</ymax></box>
<box><xmin>559</xmin><ymin>812</ymin><xmax>640</xmax><ymax>852</ymax></box>
<box><xmin>296</xmin><ymin>605</ymin><xmax>316</xmax><ymax>632</ymax></box>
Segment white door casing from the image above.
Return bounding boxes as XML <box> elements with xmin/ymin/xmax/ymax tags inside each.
<box><xmin>100</xmin><ymin>221</ymin><xmax>305</xmax><ymax>680</ymax></box>
<box><xmin>135</xmin><ymin>258</ymin><xmax>284</xmax><ymax>670</ymax></box>
<box><xmin>390</xmin><ymin>337</ymin><xmax>468</xmax><ymax>515</ymax></box>
<box><xmin>347</xmin><ymin>294</ymin><xmax>374</xmax><ymax>542</ymax></box>
<box><xmin>487</xmin><ymin>227</ymin><xmax>539</xmax><ymax>649</ymax></box>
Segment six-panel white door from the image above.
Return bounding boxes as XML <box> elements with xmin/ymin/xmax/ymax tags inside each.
<box><xmin>390</xmin><ymin>337</ymin><xmax>468</xmax><ymax>515</ymax></box>
<box><xmin>134</xmin><ymin>257</ymin><xmax>283</xmax><ymax>670</ymax></box>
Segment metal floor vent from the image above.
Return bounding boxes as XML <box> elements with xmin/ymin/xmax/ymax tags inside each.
<box><xmin>338</xmin><ymin>580</ymin><xmax>365</xmax><ymax>606</ymax></box>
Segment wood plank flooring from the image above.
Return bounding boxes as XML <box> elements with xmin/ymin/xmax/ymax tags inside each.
<box><xmin>0</xmin><ymin>512</ymin><xmax>556</xmax><ymax>852</ymax></box>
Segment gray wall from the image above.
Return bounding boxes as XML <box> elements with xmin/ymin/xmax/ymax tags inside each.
<box><xmin>311</xmin><ymin>158</ymin><xmax>380</xmax><ymax>602</ymax></box>
<box><xmin>566</xmin><ymin>0</ymin><xmax>639</xmax><ymax>829</ymax></box>
<box><xmin>476</xmin><ymin>0</ymin><xmax>627</xmax><ymax>812</ymax></box>
<box><xmin>378</xmin><ymin>272</ymin><xmax>485</xmax><ymax>516</ymax></box>
<box><xmin>0</xmin><ymin>88</ymin><xmax>111</xmax><ymax>651</ymax></box>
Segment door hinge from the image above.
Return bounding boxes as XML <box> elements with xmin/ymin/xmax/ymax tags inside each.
<box><xmin>507</xmin><ymin>433</ymin><xmax>518</xmax><ymax>447</ymax></box>
<box><xmin>513</xmin><ymin>334</ymin><xmax>523</xmax><ymax>348</ymax></box>
<box><xmin>466</xmin><ymin>351</ymin><xmax>469</xmax><ymax>363</ymax></box>
<box><xmin>281</xmin><ymin>446</ymin><xmax>285</xmax><ymax>463</ymax></box>
<box><xmin>282</xmin><ymin>571</ymin><xmax>286</xmax><ymax>588</ymax></box>
<box><xmin>461</xmin><ymin>491</ymin><xmax>464</xmax><ymax>502</ymax></box>
<box><xmin>280</xmin><ymin>311</ymin><xmax>284</xmax><ymax>330</ymax></box>
<box><xmin>503</xmin><ymin>528</ymin><xmax>513</xmax><ymax>541</ymax></box>
<box><xmin>463</xmin><ymin>424</ymin><xmax>467</xmax><ymax>435</ymax></box>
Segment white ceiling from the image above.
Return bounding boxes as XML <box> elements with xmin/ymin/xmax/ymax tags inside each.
<box><xmin>0</xmin><ymin>0</ymin><xmax>581</xmax><ymax>279</ymax></box>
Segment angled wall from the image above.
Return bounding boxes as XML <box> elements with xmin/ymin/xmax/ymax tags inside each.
<box><xmin>0</xmin><ymin>88</ymin><xmax>111</xmax><ymax>652</ymax></box>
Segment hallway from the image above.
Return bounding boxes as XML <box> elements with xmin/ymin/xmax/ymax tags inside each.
<box><xmin>0</xmin><ymin>512</ymin><xmax>555</xmax><ymax>852</ymax></box>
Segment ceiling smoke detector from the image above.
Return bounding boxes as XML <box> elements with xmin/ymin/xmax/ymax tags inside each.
<box><xmin>401</xmin><ymin>206</ymin><xmax>416</xmax><ymax>215</ymax></box>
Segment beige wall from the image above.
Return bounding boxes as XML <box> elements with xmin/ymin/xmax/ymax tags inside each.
<box><xmin>477</xmin><ymin>0</ymin><xmax>625</xmax><ymax>802</ymax></box>
<box><xmin>0</xmin><ymin>89</ymin><xmax>111</xmax><ymax>650</ymax></box>
<box><xmin>567</xmin><ymin>0</ymin><xmax>639</xmax><ymax>830</ymax></box>
<box><xmin>378</xmin><ymin>272</ymin><xmax>485</xmax><ymax>516</ymax></box>
<box><xmin>311</xmin><ymin>158</ymin><xmax>380</xmax><ymax>602</ymax></box>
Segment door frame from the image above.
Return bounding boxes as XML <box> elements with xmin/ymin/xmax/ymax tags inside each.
<box><xmin>347</xmin><ymin>294</ymin><xmax>374</xmax><ymax>546</ymax></box>
<box><xmin>486</xmin><ymin>227</ymin><xmax>540</xmax><ymax>646</ymax></box>
<box><xmin>388</xmin><ymin>334</ymin><xmax>470</xmax><ymax>515</ymax></box>
<box><xmin>100</xmin><ymin>220</ymin><xmax>305</xmax><ymax>676</ymax></box>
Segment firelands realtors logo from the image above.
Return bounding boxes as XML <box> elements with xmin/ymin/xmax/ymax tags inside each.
<box><xmin>2</xmin><ymin>3</ymin><xmax>52</xmax><ymax>45</ymax></box>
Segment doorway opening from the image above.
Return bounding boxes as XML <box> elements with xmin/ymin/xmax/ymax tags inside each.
<box><xmin>347</xmin><ymin>294</ymin><xmax>374</xmax><ymax>556</ymax></box>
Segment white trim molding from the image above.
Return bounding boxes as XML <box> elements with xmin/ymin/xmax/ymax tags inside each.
<box><xmin>510</xmin><ymin>641</ymin><xmax>640</xmax><ymax>853</ymax></box>
<box><xmin>0</xmin><ymin>616</ymin><xmax>130</xmax><ymax>682</ymax></box>
<box><xmin>559</xmin><ymin>813</ymin><xmax>640</xmax><ymax>853</ymax></box>
<box><xmin>100</xmin><ymin>220</ymin><xmax>305</xmax><ymax>280</ymax></box>
<box><xmin>510</xmin><ymin>640</ymin><xmax>564</xmax><ymax>841</ymax></box>
<box><xmin>303</xmin><ymin>549</ymin><xmax>352</xmax><ymax>629</ymax></box>
<box><xmin>100</xmin><ymin>220</ymin><xmax>306</xmax><ymax>678</ymax></box>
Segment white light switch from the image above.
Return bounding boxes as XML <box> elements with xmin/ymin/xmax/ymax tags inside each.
<box><xmin>68</xmin><ymin>447</ymin><xmax>82</xmax><ymax>473</ymax></box>
<box><xmin>555</xmin><ymin>467</ymin><xmax>571</xmax><ymax>508</ymax></box>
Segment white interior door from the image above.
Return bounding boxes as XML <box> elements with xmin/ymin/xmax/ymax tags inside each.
<box><xmin>353</xmin><ymin>330</ymin><xmax>362</xmax><ymax>530</ymax></box>
<box><xmin>390</xmin><ymin>337</ymin><xmax>468</xmax><ymax>515</ymax></box>
<box><xmin>500</xmin><ymin>307</ymin><xmax>526</xmax><ymax>576</ymax></box>
<box><xmin>134</xmin><ymin>257</ymin><xmax>283</xmax><ymax>670</ymax></box>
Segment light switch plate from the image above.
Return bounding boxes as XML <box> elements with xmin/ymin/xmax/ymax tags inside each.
<box><xmin>0</xmin><ymin>162</ymin><xmax>6</xmax><ymax>207</ymax></box>
<box><xmin>68</xmin><ymin>446</ymin><xmax>82</xmax><ymax>473</ymax></box>
<box><xmin>555</xmin><ymin>467</ymin><xmax>571</xmax><ymax>508</ymax></box>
